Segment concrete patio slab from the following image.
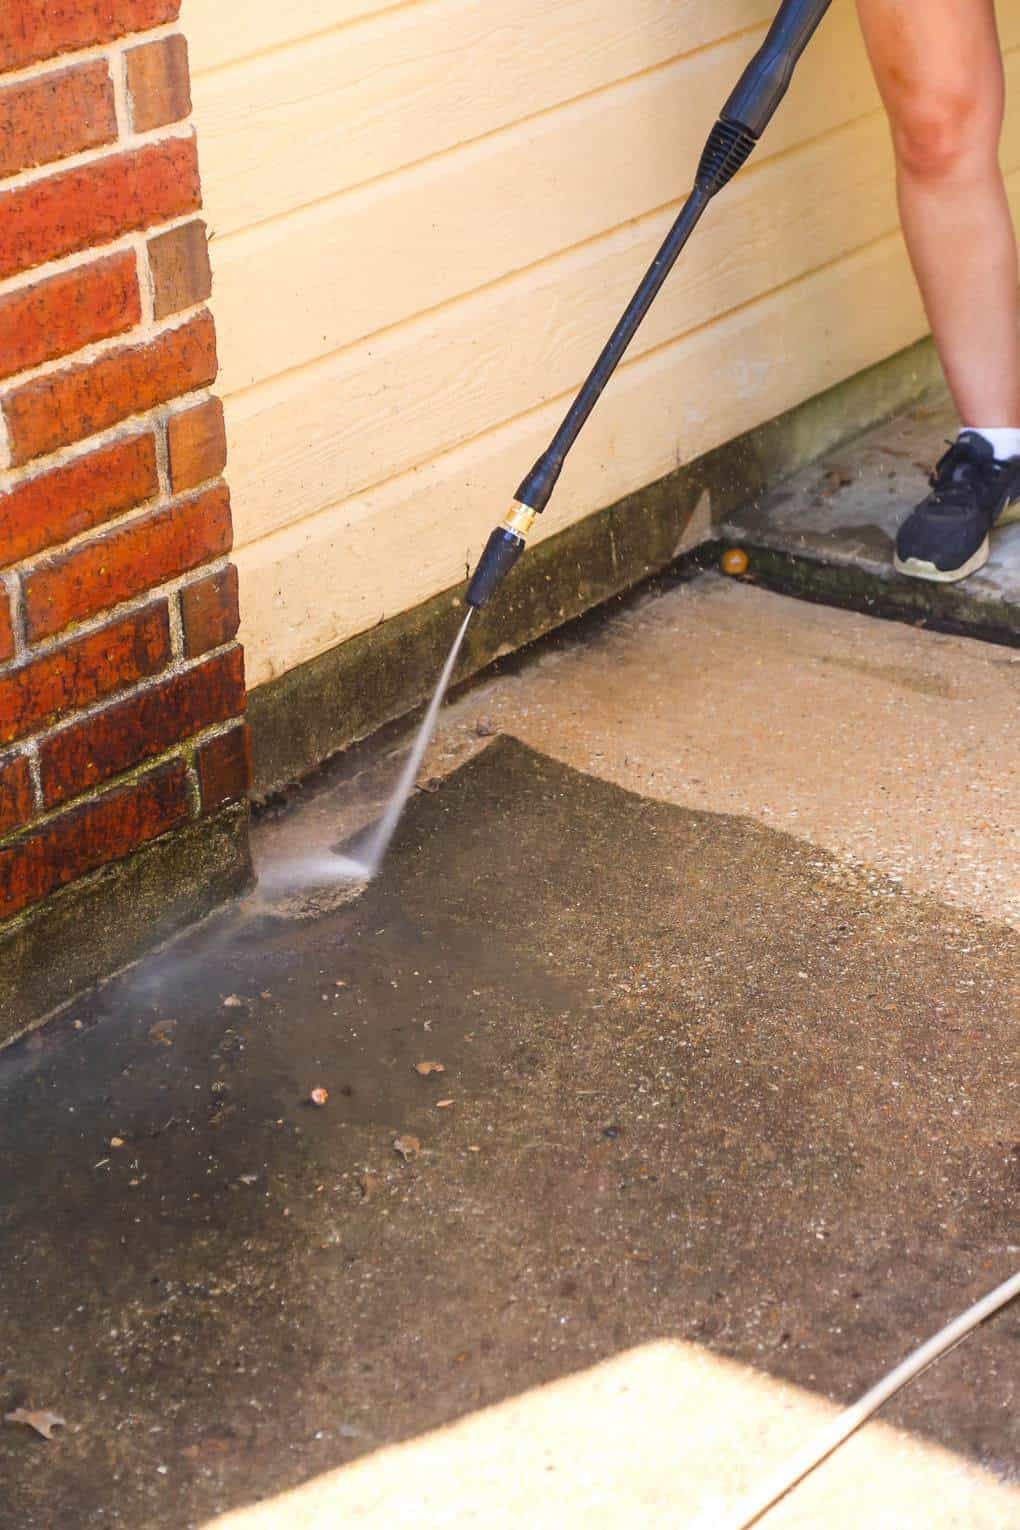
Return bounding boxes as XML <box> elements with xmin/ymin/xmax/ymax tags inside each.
<box><xmin>1</xmin><ymin>732</ymin><xmax>1016</xmax><ymax>1529</ymax></box>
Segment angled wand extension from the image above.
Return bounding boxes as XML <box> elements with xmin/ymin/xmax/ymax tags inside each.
<box><xmin>466</xmin><ymin>0</ymin><xmax>834</xmax><ymax>608</ymax></box>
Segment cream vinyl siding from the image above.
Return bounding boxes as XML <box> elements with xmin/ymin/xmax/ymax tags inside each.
<box><xmin>186</xmin><ymin>1</ymin><xmax>1020</xmax><ymax>688</ymax></box>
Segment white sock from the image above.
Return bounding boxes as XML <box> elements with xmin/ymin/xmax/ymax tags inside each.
<box><xmin>962</xmin><ymin>426</ymin><xmax>1020</xmax><ymax>461</ymax></box>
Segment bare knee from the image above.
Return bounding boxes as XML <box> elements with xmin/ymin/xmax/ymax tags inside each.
<box><xmin>890</xmin><ymin>88</ymin><xmax>999</xmax><ymax>181</ymax></box>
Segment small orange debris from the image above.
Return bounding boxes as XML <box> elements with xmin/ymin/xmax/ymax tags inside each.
<box><xmin>309</xmin><ymin>1087</ymin><xmax>329</xmax><ymax>1107</ymax></box>
<box><xmin>721</xmin><ymin>547</ymin><xmax>749</xmax><ymax>577</ymax></box>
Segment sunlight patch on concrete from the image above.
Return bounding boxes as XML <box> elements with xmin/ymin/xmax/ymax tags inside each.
<box><xmin>205</xmin><ymin>1341</ymin><xmax>1018</xmax><ymax>1529</ymax></box>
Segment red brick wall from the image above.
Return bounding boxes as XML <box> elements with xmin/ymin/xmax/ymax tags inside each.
<box><xmin>0</xmin><ymin>1</ymin><xmax>250</xmax><ymax>926</ymax></box>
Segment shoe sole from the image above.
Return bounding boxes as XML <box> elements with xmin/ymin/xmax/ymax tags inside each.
<box><xmin>894</xmin><ymin>497</ymin><xmax>1020</xmax><ymax>584</ymax></box>
<box><xmin>895</xmin><ymin>537</ymin><xmax>989</xmax><ymax>583</ymax></box>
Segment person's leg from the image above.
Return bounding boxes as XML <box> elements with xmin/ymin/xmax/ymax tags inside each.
<box><xmin>858</xmin><ymin>0</ymin><xmax>1018</xmax><ymax>427</ymax></box>
<box><xmin>858</xmin><ymin>0</ymin><xmax>1020</xmax><ymax>580</ymax></box>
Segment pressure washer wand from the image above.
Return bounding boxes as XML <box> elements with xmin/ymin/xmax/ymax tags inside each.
<box><xmin>465</xmin><ymin>0</ymin><xmax>834</xmax><ymax>609</ymax></box>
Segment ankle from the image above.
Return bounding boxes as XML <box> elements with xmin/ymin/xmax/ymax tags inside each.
<box><xmin>959</xmin><ymin>426</ymin><xmax>1020</xmax><ymax>461</ymax></box>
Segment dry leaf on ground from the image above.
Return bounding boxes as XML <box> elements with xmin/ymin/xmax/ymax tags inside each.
<box><xmin>5</xmin><ymin>1409</ymin><xmax>66</xmax><ymax>1440</ymax></box>
<box><xmin>393</xmin><ymin>1135</ymin><xmax>421</xmax><ymax>1161</ymax></box>
<box><xmin>414</xmin><ymin>1061</ymin><xmax>445</xmax><ymax>1076</ymax></box>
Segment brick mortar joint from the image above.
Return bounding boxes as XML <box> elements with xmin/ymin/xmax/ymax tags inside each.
<box><xmin>182</xmin><ymin>753</ymin><xmax>202</xmax><ymax>816</ymax></box>
<box><xmin>0</xmin><ymin>709</ymin><xmax>248</xmax><ymax>852</ymax></box>
<box><xmin>0</xmin><ymin>299</ymin><xmax>211</xmax><ymax>401</ymax></box>
<box><xmin>167</xmin><ymin>584</ymin><xmax>186</xmax><ymax>661</ymax></box>
<box><xmin>0</xmin><ymin>554</ymin><xmax>234</xmax><ymax>673</ymax></box>
<box><xmin>0</xmin><ymin>214</ymin><xmax>204</xmax><ymax>303</ymax></box>
<box><xmin>1</xmin><ymin>572</ymin><xmax>26</xmax><ymax>660</ymax></box>
<box><xmin>0</xmin><ymin>116</ymin><xmax>194</xmax><ymax>198</ymax></box>
<box><xmin>9</xmin><ymin>636</ymin><xmax>243</xmax><ymax>753</ymax></box>
<box><xmin>153</xmin><ymin>412</ymin><xmax>171</xmax><ymax>496</ymax></box>
<box><xmin>2</xmin><ymin>473</ymin><xmax>188</xmax><ymax>581</ymax></box>
<box><xmin>0</xmin><ymin>384</ymin><xmax>215</xmax><ymax>496</ymax></box>
<box><xmin>0</xmin><ymin>800</ymin><xmax>248</xmax><ymax>953</ymax></box>
<box><xmin>131</xmin><ymin>233</ymin><xmax>156</xmax><ymax>327</ymax></box>
<box><xmin>24</xmin><ymin>744</ymin><xmax>43</xmax><ymax>814</ymax></box>
<box><xmin>1</xmin><ymin>477</ymin><xmax>229</xmax><ymax>612</ymax></box>
<box><xmin>0</xmin><ymin>24</ymin><xmax>185</xmax><ymax>98</ymax></box>
<box><xmin>109</xmin><ymin>39</ymin><xmax>131</xmax><ymax>139</ymax></box>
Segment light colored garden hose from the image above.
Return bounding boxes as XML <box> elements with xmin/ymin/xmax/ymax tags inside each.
<box><xmin>717</xmin><ymin>1266</ymin><xmax>1020</xmax><ymax>1529</ymax></box>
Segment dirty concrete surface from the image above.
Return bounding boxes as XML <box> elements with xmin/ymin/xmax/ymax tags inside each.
<box><xmin>437</xmin><ymin>577</ymin><xmax>1020</xmax><ymax>930</ymax></box>
<box><xmin>1</xmin><ymin>574</ymin><xmax>1019</xmax><ymax>1527</ymax></box>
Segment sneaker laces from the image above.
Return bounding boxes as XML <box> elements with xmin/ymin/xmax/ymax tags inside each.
<box><xmin>928</xmin><ymin>437</ymin><xmax>1003</xmax><ymax>509</ymax></box>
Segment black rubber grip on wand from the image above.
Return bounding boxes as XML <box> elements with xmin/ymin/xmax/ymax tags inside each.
<box><xmin>722</xmin><ymin>0</ymin><xmax>834</xmax><ymax>137</ymax></box>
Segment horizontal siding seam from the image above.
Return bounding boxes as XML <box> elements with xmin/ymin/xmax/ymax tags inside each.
<box><xmin>221</xmin><ymin>97</ymin><xmax>1020</xmax><ymax>417</ymax></box>
<box><xmin>205</xmin><ymin>34</ymin><xmax>771</xmax><ymax>250</ymax></box>
<box><xmin>206</xmin><ymin>35</ymin><xmax>1020</xmax><ymax>252</ymax></box>
<box><xmin>194</xmin><ymin>3</ymin><xmax>765</xmax><ymax>87</ymax></box>
<box><xmin>218</xmin><ymin>101</ymin><xmax>892</xmax><ymax>407</ymax></box>
<box><xmin>190</xmin><ymin>0</ymin><xmax>421</xmax><ymax>80</ymax></box>
<box><xmin>230</xmin><ymin>221</ymin><xmax>917</xmax><ymax>559</ymax></box>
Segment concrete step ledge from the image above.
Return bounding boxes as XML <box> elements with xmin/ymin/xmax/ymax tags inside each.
<box><xmin>721</xmin><ymin>395</ymin><xmax>1020</xmax><ymax>646</ymax></box>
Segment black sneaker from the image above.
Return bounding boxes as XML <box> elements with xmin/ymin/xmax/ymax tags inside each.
<box><xmin>894</xmin><ymin>431</ymin><xmax>1020</xmax><ymax>583</ymax></box>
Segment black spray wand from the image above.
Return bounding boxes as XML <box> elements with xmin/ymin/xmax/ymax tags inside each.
<box><xmin>466</xmin><ymin>0</ymin><xmax>834</xmax><ymax>609</ymax></box>
<box><xmin>281</xmin><ymin>0</ymin><xmax>835</xmax><ymax>886</ymax></box>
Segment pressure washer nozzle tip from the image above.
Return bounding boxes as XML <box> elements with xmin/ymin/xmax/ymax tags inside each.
<box><xmin>466</xmin><ymin>525</ymin><xmax>526</xmax><ymax>608</ymax></box>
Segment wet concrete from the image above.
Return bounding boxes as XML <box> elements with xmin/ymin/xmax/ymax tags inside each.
<box><xmin>721</xmin><ymin>396</ymin><xmax>1020</xmax><ymax>640</ymax></box>
<box><xmin>1</xmin><ymin>736</ymin><xmax>1017</xmax><ymax>1527</ymax></box>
